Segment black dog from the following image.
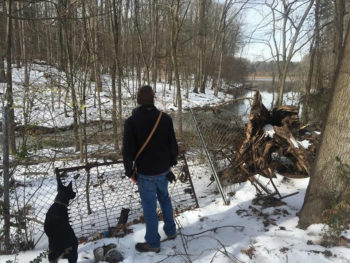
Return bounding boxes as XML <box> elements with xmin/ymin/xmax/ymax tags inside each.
<box><xmin>44</xmin><ymin>178</ymin><xmax>78</xmax><ymax>263</ymax></box>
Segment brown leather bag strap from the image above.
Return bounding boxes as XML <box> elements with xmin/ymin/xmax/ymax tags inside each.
<box><xmin>134</xmin><ymin>111</ymin><xmax>163</xmax><ymax>162</ymax></box>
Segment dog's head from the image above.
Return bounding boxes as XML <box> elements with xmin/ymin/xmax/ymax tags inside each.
<box><xmin>56</xmin><ymin>178</ymin><xmax>76</xmax><ymax>204</ymax></box>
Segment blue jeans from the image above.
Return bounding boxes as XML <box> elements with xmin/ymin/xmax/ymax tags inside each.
<box><xmin>137</xmin><ymin>172</ymin><xmax>176</xmax><ymax>248</ymax></box>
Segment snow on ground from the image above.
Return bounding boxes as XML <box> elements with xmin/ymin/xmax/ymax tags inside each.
<box><xmin>2</xmin><ymin>165</ymin><xmax>350</xmax><ymax>263</ymax></box>
<box><xmin>1</xmin><ymin>64</ymin><xmax>235</xmax><ymax>128</ymax></box>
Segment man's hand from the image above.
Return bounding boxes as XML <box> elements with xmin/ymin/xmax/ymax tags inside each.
<box><xmin>166</xmin><ymin>170</ymin><xmax>176</xmax><ymax>183</ymax></box>
<box><xmin>130</xmin><ymin>173</ymin><xmax>137</xmax><ymax>184</ymax></box>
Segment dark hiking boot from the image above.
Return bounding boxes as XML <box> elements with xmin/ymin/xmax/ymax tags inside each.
<box><xmin>135</xmin><ymin>242</ymin><xmax>160</xmax><ymax>253</ymax></box>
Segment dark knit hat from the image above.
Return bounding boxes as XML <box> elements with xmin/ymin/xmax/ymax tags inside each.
<box><xmin>137</xmin><ymin>85</ymin><xmax>154</xmax><ymax>105</ymax></box>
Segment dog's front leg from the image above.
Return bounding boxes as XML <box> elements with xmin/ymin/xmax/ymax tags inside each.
<box><xmin>68</xmin><ymin>249</ymin><xmax>78</xmax><ymax>263</ymax></box>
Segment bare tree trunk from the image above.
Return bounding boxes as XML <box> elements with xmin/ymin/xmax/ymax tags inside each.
<box><xmin>198</xmin><ymin>0</ymin><xmax>206</xmax><ymax>94</ymax></box>
<box><xmin>110</xmin><ymin>0</ymin><xmax>119</xmax><ymax>151</ymax></box>
<box><xmin>215</xmin><ymin>31</ymin><xmax>224</xmax><ymax>97</ymax></box>
<box><xmin>136</xmin><ymin>55</ymin><xmax>142</xmax><ymax>88</ymax></box>
<box><xmin>111</xmin><ymin>62</ymin><xmax>119</xmax><ymax>150</ymax></box>
<box><xmin>80</xmin><ymin>0</ymin><xmax>90</xmax><ymax>163</ymax></box>
<box><xmin>167</xmin><ymin>53</ymin><xmax>173</xmax><ymax>90</ymax></box>
<box><xmin>193</xmin><ymin>0</ymin><xmax>200</xmax><ymax>94</ymax></box>
<box><xmin>134</xmin><ymin>0</ymin><xmax>150</xmax><ymax>84</ymax></box>
<box><xmin>271</xmin><ymin>71</ymin><xmax>276</xmax><ymax>108</ymax></box>
<box><xmin>21</xmin><ymin>1</ymin><xmax>30</xmax><ymax>149</ymax></box>
<box><xmin>78</xmin><ymin>57</ymin><xmax>90</xmax><ymax>163</ymax></box>
<box><xmin>0</xmin><ymin>9</ymin><xmax>5</xmax><ymax>82</ymax></box>
<box><xmin>301</xmin><ymin>0</ymin><xmax>320</xmax><ymax>124</ymax></box>
<box><xmin>57</xmin><ymin>0</ymin><xmax>65</xmax><ymax>71</ymax></box>
<box><xmin>61</xmin><ymin>0</ymin><xmax>79</xmax><ymax>151</ymax></box>
<box><xmin>14</xmin><ymin>2</ymin><xmax>21</xmax><ymax>68</ymax></box>
<box><xmin>91</xmin><ymin>0</ymin><xmax>103</xmax><ymax>131</ymax></box>
<box><xmin>273</xmin><ymin>0</ymin><xmax>315</xmax><ymax>106</ymax></box>
<box><xmin>123</xmin><ymin>0</ymin><xmax>130</xmax><ymax>72</ymax></box>
<box><xmin>333</xmin><ymin>0</ymin><xmax>345</xmax><ymax>73</ymax></box>
<box><xmin>184</xmin><ymin>71</ymin><xmax>189</xmax><ymax>99</ymax></box>
<box><xmin>170</xmin><ymin>0</ymin><xmax>187</xmax><ymax>138</ymax></box>
<box><xmin>116</xmin><ymin>0</ymin><xmax>123</xmax><ymax>142</ymax></box>
<box><xmin>111</xmin><ymin>0</ymin><xmax>123</xmax><ymax>150</ymax></box>
<box><xmin>151</xmin><ymin>0</ymin><xmax>158</xmax><ymax>92</ymax></box>
<box><xmin>2</xmin><ymin>105</ymin><xmax>10</xmax><ymax>252</ymax></box>
<box><xmin>0</xmin><ymin>58</ymin><xmax>5</xmax><ymax>82</ymax></box>
<box><xmin>6</xmin><ymin>0</ymin><xmax>16</xmax><ymax>154</ymax></box>
<box><xmin>45</xmin><ymin>2</ymin><xmax>53</xmax><ymax>64</ymax></box>
<box><xmin>298</xmin><ymin>20</ymin><xmax>350</xmax><ymax>229</ymax></box>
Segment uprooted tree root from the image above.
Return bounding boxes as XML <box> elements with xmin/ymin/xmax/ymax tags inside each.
<box><xmin>222</xmin><ymin>91</ymin><xmax>316</xmax><ymax>183</ymax></box>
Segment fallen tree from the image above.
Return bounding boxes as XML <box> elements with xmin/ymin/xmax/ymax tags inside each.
<box><xmin>224</xmin><ymin>91</ymin><xmax>314</xmax><ymax>182</ymax></box>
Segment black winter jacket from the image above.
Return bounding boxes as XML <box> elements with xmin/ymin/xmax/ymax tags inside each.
<box><xmin>122</xmin><ymin>104</ymin><xmax>178</xmax><ymax>177</ymax></box>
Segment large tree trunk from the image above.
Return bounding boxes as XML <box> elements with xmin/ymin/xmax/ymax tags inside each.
<box><xmin>333</xmin><ymin>0</ymin><xmax>345</xmax><ymax>75</ymax></box>
<box><xmin>298</xmin><ymin>20</ymin><xmax>350</xmax><ymax>229</ymax></box>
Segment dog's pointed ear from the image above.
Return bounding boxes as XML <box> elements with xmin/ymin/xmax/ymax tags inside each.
<box><xmin>57</xmin><ymin>177</ymin><xmax>64</xmax><ymax>190</ymax></box>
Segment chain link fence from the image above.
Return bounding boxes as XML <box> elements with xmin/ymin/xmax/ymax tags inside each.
<box><xmin>0</xmin><ymin>158</ymin><xmax>198</xmax><ymax>248</ymax></box>
<box><xmin>177</xmin><ymin>99</ymin><xmax>248</xmax><ymax>203</ymax></box>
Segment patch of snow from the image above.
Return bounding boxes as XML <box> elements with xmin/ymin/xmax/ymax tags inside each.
<box><xmin>264</xmin><ymin>124</ymin><xmax>275</xmax><ymax>138</ymax></box>
<box><xmin>342</xmin><ymin>230</ymin><xmax>350</xmax><ymax>240</ymax></box>
<box><xmin>299</xmin><ymin>139</ymin><xmax>311</xmax><ymax>149</ymax></box>
<box><xmin>290</xmin><ymin>137</ymin><xmax>299</xmax><ymax>148</ymax></box>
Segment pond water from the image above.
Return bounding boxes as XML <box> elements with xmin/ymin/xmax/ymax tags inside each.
<box><xmin>176</xmin><ymin>80</ymin><xmax>300</xmax><ymax>127</ymax></box>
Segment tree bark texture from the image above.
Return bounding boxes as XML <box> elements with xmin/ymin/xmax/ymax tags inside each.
<box><xmin>298</xmin><ymin>20</ymin><xmax>350</xmax><ymax>229</ymax></box>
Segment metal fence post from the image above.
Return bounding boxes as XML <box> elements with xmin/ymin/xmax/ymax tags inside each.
<box><xmin>2</xmin><ymin>104</ymin><xmax>10</xmax><ymax>252</ymax></box>
<box><xmin>189</xmin><ymin>107</ymin><xmax>229</xmax><ymax>205</ymax></box>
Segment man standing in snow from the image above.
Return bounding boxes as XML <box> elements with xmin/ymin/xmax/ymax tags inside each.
<box><xmin>122</xmin><ymin>85</ymin><xmax>178</xmax><ymax>253</ymax></box>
